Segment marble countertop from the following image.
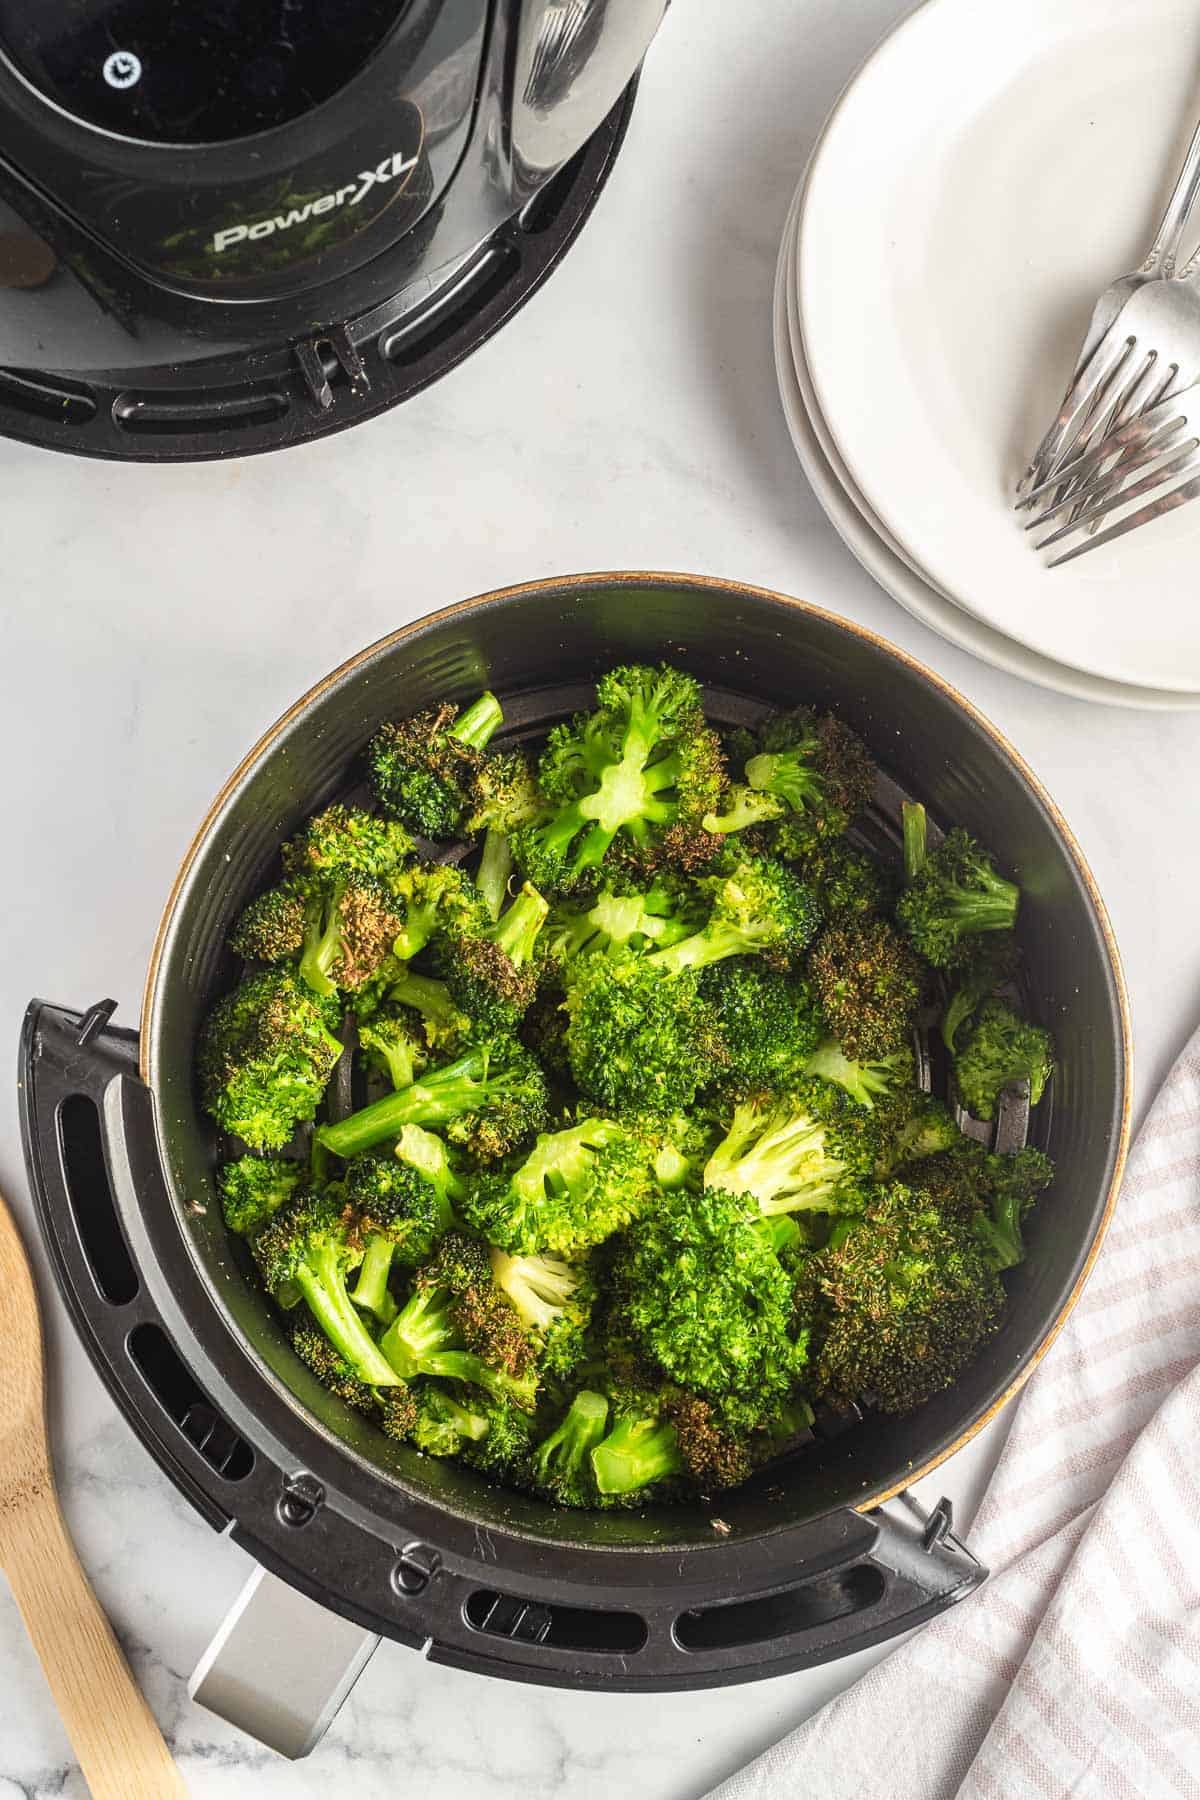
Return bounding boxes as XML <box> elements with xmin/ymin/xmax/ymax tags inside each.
<box><xmin>3</xmin><ymin>1</ymin><xmax>1199</xmax><ymax>1794</ymax></box>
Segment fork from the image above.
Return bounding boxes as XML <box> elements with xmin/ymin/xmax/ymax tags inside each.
<box><xmin>1017</xmin><ymin>379</ymin><xmax>1200</xmax><ymax>565</ymax></box>
<box><xmin>1019</xmin><ymin>109</ymin><xmax>1200</xmax><ymax>495</ymax></box>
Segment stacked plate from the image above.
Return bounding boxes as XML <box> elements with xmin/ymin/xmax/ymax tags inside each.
<box><xmin>777</xmin><ymin>0</ymin><xmax>1200</xmax><ymax>710</ymax></box>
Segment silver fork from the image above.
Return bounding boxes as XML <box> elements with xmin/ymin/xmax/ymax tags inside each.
<box><xmin>1017</xmin><ymin>379</ymin><xmax>1200</xmax><ymax>565</ymax></box>
<box><xmin>1019</xmin><ymin>110</ymin><xmax>1200</xmax><ymax>495</ymax></box>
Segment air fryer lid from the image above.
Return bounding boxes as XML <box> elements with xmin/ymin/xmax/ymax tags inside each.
<box><xmin>22</xmin><ymin>576</ymin><xmax>1131</xmax><ymax>1688</ymax></box>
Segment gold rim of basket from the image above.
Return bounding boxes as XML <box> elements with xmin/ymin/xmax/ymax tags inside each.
<box><xmin>141</xmin><ymin>571</ymin><xmax>1134</xmax><ymax>1512</ymax></box>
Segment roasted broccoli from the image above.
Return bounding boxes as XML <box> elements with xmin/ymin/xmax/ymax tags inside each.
<box><xmin>804</xmin><ymin>1039</ymin><xmax>914</xmax><ymax>1112</ymax></box>
<box><xmin>591</xmin><ymin>1403</ymin><xmax>684</xmax><ymax>1498</ymax></box>
<box><xmin>488</xmin><ymin>1247</ymin><xmax>595</xmax><ymax>1375</ymax></box>
<box><xmin>199</xmin><ymin>969</ymin><xmax>344</xmax><ymax>1151</ymax></box>
<box><xmin>438</xmin><ymin>881</ymin><xmax>549</xmax><ymax>1031</ymax></box>
<box><xmin>229</xmin><ymin>882</ymin><xmax>307</xmax><ymax>965</ymax></box>
<box><xmin>703</xmin><ymin>1083</ymin><xmax>876</xmax><ymax>1217</ymax></box>
<box><xmin>895</xmin><ymin>825</ymin><xmax>1020</xmax><ymax>968</ymax></box>
<box><xmin>367</xmin><ymin>691</ymin><xmax>504</xmax><ymax>837</ymax></box>
<box><xmin>703</xmin><ymin>960</ymin><xmax>823</xmax><ymax>1093</ymax></box>
<box><xmin>217</xmin><ymin>1155</ymin><xmax>302</xmax><ymax>1237</ymax></box>
<box><xmin>344</xmin><ymin>1153</ymin><xmax>452</xmax><ymax>1320</ymax></box>
<box><xmin>808</xmin><ymin>917</ymin><xmax>923</xmax><ymax>1061</ymax></box>
<box><xmin>952</xmin><ymin>998</ymin><xmax>1054</xmax><ymax>1120</ymax></box>
<box><xmin>466</xmin><ymin>749</ymin><xmax>546</xmax><ymax>920</ymax></box>
<box><xmin>718</xmin><ymin>708</ymin><xmax>874</xmax><ymax>850</ymax></box>
<box><xmin>252</xmin><ymin>1184</ymin><xmax>401</xmax><ymax>1387</ymax></box>
<box><xmin>905</xmin><ymin>1138</ymin><xmax>1054</xmax><ymax>1270</ymax></box>
<box><xmin>530</xmin><ymin>1389</ymin><xmax>611</xmax><ymax>1504</ymax></box>
<box><xmin>357</xmin><ymin>1008</ymin><xmax>427</xmax><ymax>1091</ymax></box>
<box><xmin>612</xmin><ymin>1186</ymin><xmax>809</xmax><ymax>1411</ymax></box>
<box><xmin>389</xmin><ymin>861</ymin><xmax>477</xmax><ymax>962</ymax></box>
<box><xmin>316</xmin><ymin>1039</ymin><xmax>548</xmax><ymax>1162</ymax></box>
<box><xmin>281</xmin><ymin>804</ymin><xmax>414</xmax><ymax>883</ymax></box>
<box><xmin>461</xmin><ymin>1117</ymin><xmax>651</xmax><ymax>1254</ymax></box>
<box><xmin>511</xmin><ymin>664</ymin><xmax>725</xmax><ymax>891</ymax></box>
<box><xmin>798</xmin><ymin>1180</ymin><xmax>1005</xmax><ymax>1413</ymax></box>
<box><xmin>379</xmin><ymin>1239</ymin><xmax>538</xmax><ymax>1409</ymax></box>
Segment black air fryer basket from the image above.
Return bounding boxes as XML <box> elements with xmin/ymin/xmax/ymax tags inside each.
<box><xmin>19</xmin><ymin>574</ymin><xmax>1131</xmax><ymax>1719</ymax></box>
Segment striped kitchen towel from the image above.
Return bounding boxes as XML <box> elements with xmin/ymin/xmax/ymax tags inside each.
<box><xmin>709</xmin><ymin>1029</ymin><xmax>1200</xmax><ymax>1800</ymax></box>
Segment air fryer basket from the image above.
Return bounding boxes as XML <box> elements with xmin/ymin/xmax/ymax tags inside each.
<box><xmin>21</xmin><ymin>574</ymin><xmax>1130</xmax><ymax>1716</ymax></box>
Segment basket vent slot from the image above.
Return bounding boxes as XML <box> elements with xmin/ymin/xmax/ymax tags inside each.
<box><xmin>0</xmin><ymin>366</ymin><xmax>97</xmax><ymax>425</ymax></box>
<box><xmin>379</xmin><ymin>244</ymin><xmax>521</xmax><ymax>367</ymax></box>
<box><xmin>674</xmin><ymin>1566</ymin><xmax>885</xmax><ymax>1653</ymax></box>
<box><xmin>127</xmin><ymin>1322</ymin><xmax>255</xmax><ymax>1481</ymax></box>
<box><xmin>464</xmin><ymin>1588</ymin><xmax>646</xmax><ymax>1654</ymax></box>
<box><xmin>57</xmin><ymin>1094</ymin><xmax>137</xmax><ymax>1304</ymax></box>
<box><xmin>112</xmin><ymin>387</ymin><xmax>289</xmax><ymax>436</ymax></box>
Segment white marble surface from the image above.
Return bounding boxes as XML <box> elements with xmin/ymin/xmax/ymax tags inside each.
<box><xmin>2</xmin><ymin>1</ymin><xmax>1199</xmax><ymax>1794</ymax></box>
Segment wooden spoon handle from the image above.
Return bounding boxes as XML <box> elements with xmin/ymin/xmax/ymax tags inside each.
<box><xmin>3</xmin><ymin>1494</ymin><xmax>189</xmax><ymax>1798</ymax></box>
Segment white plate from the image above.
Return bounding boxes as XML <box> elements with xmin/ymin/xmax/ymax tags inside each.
<box><xmin>774</xmin><ymin>184</ymin><xmax>1200</xmax><ymax>711</ymax></box>
<box><xmin>798</xmin><ymin>0</ymin><xmax>1200</xmax><ymax>694</ymax></box>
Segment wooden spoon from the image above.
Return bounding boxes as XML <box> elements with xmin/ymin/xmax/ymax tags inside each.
<box><xmin>0</xmin><ymin>1186</ymin><xmax>189</xmax><ymax>1798</ymax></box>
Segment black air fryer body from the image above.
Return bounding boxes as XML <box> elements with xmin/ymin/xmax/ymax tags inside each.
<box><xmin>0</xmin><ymin>1</ymin><xmax>666</xmax><ymax>458</ymax></box>
<box><xmin>19</xmin><ymin>576</ymin><xmax>1131</xmax><ymax>1719</ymax></box>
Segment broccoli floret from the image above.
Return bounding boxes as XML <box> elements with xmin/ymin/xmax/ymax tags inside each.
<box><xmin>873</xmin><ymin>1089</ymin><xmax>964</xmax><ymax>1173</ymax></box>
<box><xmin>895</xmin><ymin>826</ymin><xmax>1020</xmax><ymax>969</ymax></box>
<box><xmin>296</xmin><ymin>875</ymin><xmax>403</xmax><ymax>999</ymax></box>
<box><xmin>466</xmin><ymin>749</ymin><xmax>547</xmax><ymax>921</ymax></box>
<box><xmin>724</xmin><ymin>709</ymin><xmax>874</xmax><ymax>851</ymax></box>
<box><xmin>530</xmin><ymin>1389</ymin><xmax>610</xmax><ymax>1504</ymax></box>
<box><xmin>281</xmin><ymin>805</ymin><xmax>413</xmax><ymax>883</ymax></box>
<box><xmin>612</xmin><ymin>1186</ymin><xmax>808</xmax><ymax>1410</ymax></box>
<box><xmin>808</xmin><ymin>917</ymin><xmax>923</xmax><ymax>1061</ymax></box>
<box><xmin>488</xmin><ymin>1247</ymin><xmax>595</xmax><ymax>1375</ymax></box>
<box><xmin>564</xmin><ymin>952</ymin><xmax>724</xmax><ymax>1119</ymax></box>
<box><xmin>393</xmin><ymin>1123</ymin><xmax>468</xmax><ymax>1211</ymax></box>
<box><xmin>649</xmin><ymin>854</ymin><xmax>821</xmax><ymax>976</ymax></box>
<box><xmin>388</xmin><ymin>967</ymin><xmax>472</xmax><ymax>1055</ymax></box>
<box><xmin>367</xmin><ymin>692</ymin><xmax>504</xmax><ymax>837</ymax></box>
<box><xmin>388</xmin><ymin>861</ymin><xmax>478</xmax><ymax>962</ymax></box>
<box><xmin>217</xmin><ymin>1156</ymin><xmax>302</xmax><ymax>1237</ymax></box>
<box><xmin>290</xmin><ymin>1320</ymin><xmax>377</xmax><ymax>1415</ymax></box>
<box><xmin>799</xmin><ymin>1181</ymin><xmax>1005</xmax><ymax>1413</ymax></box>
<box><xmin>407</xmin><ymin>1383</ymin><xmax>490</xmax><ymax>1455</ymax></box>
<box><xmin>905</xmin><ymin>1139</ymin><xmax>1054</xmax><ymax>1270</ymax></box>
<box><xmin>357</xmin><ymin>1009</ymin><xmax>427</xmax><ymax>1092</ymax></box>
<box><xmin>704</xmin><ymin>960</ymin><xmax>823</xmax><ymax>1092</ymax></box>
<box><xmin>545</xmin><ymin>874</ymin><xmax>703</xmax><ymax>964</ymax></box>
<box><xmin>344</xmin><ymin>1153</ymin><xmax>452</xmax><ymax>1319</ymax></box>
<box><xmin>380</xmin><ymin>1255</ymin><xmax>538</xmax><ymax>1410</ymax></box>
<box><xmin>804</xmin><ymin>1039</ymin><xmax>914</xmax><ymax>1112</ymax></box>
<box><xmin>198</xmin><ymin>969</ymin><xmax>344</xmax><ymax>1151</ymax></box>
<box><xmin>463</xmin><ymin>1118</ymin><xmax>651</xmax><ymax>1255</ymax></box>
<box><xmin>702</xmin><ymin>786</ymin><xmax>788</xmax><ymax>836</ymax></box>
<box><xmin>315</xmin><ymin>1040</ymin><xmax>548</xmax><ymax>1163</ymax></box>
<box><xmin>252</xmin><ymin>1185</ymin><xmax>401</xmax><ymax>1387</ymax></box>
<box><xmin>952</xmin><ymin>999</ymin><xmax>1054</xmax><ymax>1121</ymax></box>
<box><xmin>703</xmin><ymin>1083</ymin><xmax>877</xmax><ymax>1216</ymax></box>
<box><xmin>438</xmin><ymin>881</ymin><xmax>549</xmax><ymax>1031</ymax></box>
<box><xmin>511</xmin><ymin>664</ymin><xmax>725</xmax><ymax>892</ymax></box>
<box><xmin>415</xmin><ymin>1232</ymin><xmax>537</xmax><ymax>1379</ymax></box>
<box><xmin>377</xmin><ymin>1384</ymin><xmax>421</xmax><ymax>1441</ymax></box>
<box><xmin>229</xmin><ymin>882</ymin><xmax>307</xmax><ymax>964</ymax></box>
<box><xmin>902</xmin><ymin>801</ymin><xmax>927</xmax><ymax>884</ymax></box>
<box><xmin>777</xmin><ymin>837</ymin><xmax>894</xmax><ymax>921</ymax></box>
<box><xmin>663</xmin><ymin>1390</ymin><xmax>753</xmax><ymax>1490</ymax></box>
<box><xmin>941</xmin><ymin>934</ymin><xmax>1023</xmax><ymax>1053</ymax></box>
<box><xmin>591</xmin><ymin>1404</ymin><xmax>685</xmax><ymax>1498</ymax></box>
<box><xmin>459</xmin><ymin>1396</ymin><xmax>540</xmax><ymax>1478</ymax></box>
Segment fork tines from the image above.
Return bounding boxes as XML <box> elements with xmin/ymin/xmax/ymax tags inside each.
<box><xmin>1016</xmin><ymin>382</ymin><xmax>1200</xmax><ymax>565</ymax></box>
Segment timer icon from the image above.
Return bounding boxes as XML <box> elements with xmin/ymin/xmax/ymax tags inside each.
<box><xmin>103</xmin><ymin>50</ymin><xmax>143</xmax><ymax>91</ymax></box>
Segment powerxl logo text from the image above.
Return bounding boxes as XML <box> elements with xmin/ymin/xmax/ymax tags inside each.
<box><xmin>211</xmin><ymin>150</ymin><xmax>420</xmax><ymax>254</ymax></box>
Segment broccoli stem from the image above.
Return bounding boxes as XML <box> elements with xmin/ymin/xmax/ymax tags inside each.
<box><xmin>477</xmin><ymin>826</ymin><xmax>513</xmax><ymax>922</ymax></box>
<box><xmin>902</xmin><ymin>803</ymin><xmax>927</xmax><ymax>885</ymax></box>
<box><xmin>390</xmin><ymin>969</ymin><xmax>463</xmax><ymax>1029</ymax></box>
<box><xmin>299</xmin><ymin>889</ymin><xmax>342</xmax><ymax>998</ymax></box>
<box><xmin>294</xmin><ymin>1247</ymin><xmax>400</xmax><ymax>1387</ymax></box>
<box><xmin>974</xmin><ymin>1195</ymin><xmax>1024</xmax><ymax>1271</ymax></box>
<box><xmin>316</xmin><ymin>1049</ymin><xmax>490</xmax><ymax>1157</ymax></box>
<box><xmin>350</xmin><ymin>1235</ymin><xmax>399</xmax><ymax>1321</ymax></box>
<box><xmin>533</xmin><ymin>1390</ymin><xmax>609</xmax><ymax>1485</ymax></box>
<box><xmin>646</xmin><ymin>920</ymin><xmax>749</xmax><ymax>978</ymax></box>
<box><xmin>394</xmin><ymin>1124</ymin><xmax>466</xmax><ymax>1213</ymax></box>
<box><xmin>491</xmin><ymin>882</ymin><xmax>549</xmax><ymax>966</ymax></box>
<box><xmin>701</xmin><ymin>786</ymin><xmax>784</xmax><ymax>836</ymax></box>
<box><xmin>944</xmin><ymin>882</ymin><xmax>1020</xmax><ymax>933</ymax></box>
<box><xmin>379</xmin><ymin>1285</ymin><xmax>455</xmax><ymax>1378</ymax></box>
<box><xmin>591</xmin><ymin>1414</ymin><xmax>683</xmax><ymax>1495</ymax></box>
<box><xmin>745</xmin><ymin>750</ymin><xmax>822</xmax><ymax>811</ymax></box>
<box><xmin>450</xmin><ymin>691</ymin><xmax>504</xmax><ymax>751</ymax></box>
